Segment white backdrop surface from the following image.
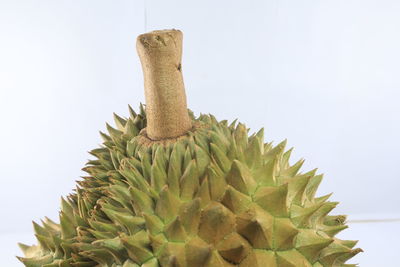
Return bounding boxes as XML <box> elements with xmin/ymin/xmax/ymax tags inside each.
<box><xmin>1</xmin><ymin>0</ymin><xmax>399</xmax><ymax>266</ymax></box>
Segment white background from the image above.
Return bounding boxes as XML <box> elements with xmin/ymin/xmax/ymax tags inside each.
<box><xmin>1</xmin><ymin>0</ymin><xmax>399</xmax><ymax>266</ymax></box>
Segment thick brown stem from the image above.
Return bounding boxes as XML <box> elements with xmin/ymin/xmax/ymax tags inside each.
<box><xmin>136</xmin><ymin>29</ymin><xmax>192</xmax><ymax>140</ymax></box>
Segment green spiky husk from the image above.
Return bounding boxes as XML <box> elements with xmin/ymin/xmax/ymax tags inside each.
<box><xmin>19</xmin><ymin>106</ymin><xmax>361</xmax><ymax>267</ymax></box>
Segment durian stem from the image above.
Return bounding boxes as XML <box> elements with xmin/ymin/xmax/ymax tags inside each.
<box><xmin>136</xmin><ymin>29</ymin><xmax>192</xmax><ymax>140</ymax></box>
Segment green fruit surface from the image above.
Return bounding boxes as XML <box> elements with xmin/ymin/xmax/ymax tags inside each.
<box><xmin>19</xmin><ymin>106</ymin><xmax>361</xmax><ymax>267</ymax></box>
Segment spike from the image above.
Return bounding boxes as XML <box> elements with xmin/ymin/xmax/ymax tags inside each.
<box><xmin>227</xmin><ymin>136</ymin><xmax>240</xmax><ymax>161</ymax></box>
<box><xmin>264</xmin><ymin>139</ymin><xmax>287</xmax><ymax>162</ymax></box>
<box><xmin>194</xmin><ymin>144</ymin><xmax>210</xmax><ymax>178</ymax></box>
<box><xmin>194</xmin><ymin>131</ymin><xmax>210</xmax><ymax>154</ymax></box>
<box><xmin>210</xmin><ymin>143</ymin><xmax>231</xmax><ymax>173</ymax></box>
<box><xmin>151</xmin><ymin>162</ymin><xmax>167</xmax><ymax>193</ymax></box>
<box><xmin>43</xmin><ymin>260</ymin><xmax>67</xmax><ymax>267</ymax></box>
<box><xmin>128</xmin><ymin>105</ymin><xmax>137</xmax><ymax>118</ymax></box>
<box><xmin>311</xmin><ymin>202</ymin><xmax>339</xmax><ymax>225</ymax></box>
<box><xmin>226</xmin><ymin>160</ymin><xmax>257</xmax><ymax>195</ymax></box>
<box><xmin>196</xmin><ymin>176</ymin><xmax>211</xmax><ymax>206</ymax></box>
<box><xmin>140</xmin><ymin>150</ymin><xmax>152</xmax><ymax>182</ymax></box>
<box><xmin>167</xmin><ymin>142</ymin><xmax>185</xmax><ymax>196</ymax></box>
<box><xmin>100</xmin><ymin>131</ymin><xmax>112</xmax><ymax>142</ymax></box>
<box><xmin>158</xmin><ymin>243</ymin><xmax>186</xmax><ymax>267</ymax></box>
<box><xmin>148</xmin><ymin>233</ymin><xmax>167</xmax><ymax>255</ymax></box>
<box><xmin>320</xmin><ymin>224</ymin><xmax>349</xmax><ymax>237</ymax></box>
<box><xmin>252</xmin><ymin>157</ymin><xmax>278</xmax><ymax>186</ymax></box>
<box><xmin>139</xmin><ymin>103</ymin><xmax>145</xmax><ymax>116</ymax></box>
<box><xmin>60</xmin><ymin>212</ymin><xmax>76</xmax><ymax>239</ymax></box>
<box><xmin>33</xmin><ymin>221</ymin><xmax>49</xmax><ymax>237</ymax></box>
<box><xmin>295</xmin><ymin>229</ymin><xmax>333</xmax><ymax>263</ymax></box>
<box><xmin>281</xmin><ymin>147</ymin><xmax>293</xmax><ymax>169</ymax></box>
<box><xmin>113</xmin><ymin>113</ymin><xmax>127</xmax><ymax>131</ymax></box>
<box><xmin>207</xmin><ymin>166</ymin><xmax>227</xmax><ymax>201</ymax></box>
<box><xmin>287</xmin><ymin>174</ymin><xmax>311</xmax><ymax>205</ymax></box>
<box><xmin>88</xmin><ymin>229</ymin><xmax>114</xmax><ymax>240</ymax></box>
<box><xmin>255</xmin><ymin>128</ymin><xmax>264</xmax><ymax>141</ymax></box>
<box><xmin>153</xmin><ymin>146</ymin><xmax>167</xmax><ymax>169</ymax></box>
<box><xmin>272</xmin><ymin>218</ymin><xmax>299</xmax><ymax>250</ymax></box>
<box><xmin>245</xmin><ymin>136</ymin><xmax>263</xmax><ymax>168</ymax></box>
<box><xmin>179</xmin><ymin>198</ymin><xmax>201</xmax><ymax>235</ymax></box>
<box><xmin>124</xmin><ymin>119</ymin><xmax>139</xmax><ymax>138</ymax></box>
<box><xmin>18</xmin><ymin>243</ymin><xmax>38</xmax><ymax>257</ymax></box>
<box><xmin>89</xmin><ymin>220</ymin><xmax>120</xmax><ymax>234</ymax></box>
<box><xmin>217</xmin><ymin>233</ymin><xmax>250</xmax><ymax>264</ymax></box>
<box><xmin>93</xmin><ymin>236</ymin><xmax>124</xmax><ymax>252</ymax></box>
<box><xmin>281</xmin><ymin>159</ymin><xmax>305</xmax><ymax>177</ymax></box>
<box><xmin>129</xmin><ymin>187</ymin><xmax>154</xmax><ymax>214</ymax></box>
<box><xmin>60</xmin><ymin>197</ymin><xmax>74</xmax><ymax>219</ymax></box>
<box><xmin>234</xmin><ymin>123</ymin><xmax>248</xmax><ymax>150</ymax></box>
<box><xmin>319</xmin><ymin>242</ymin><xmax>362</xmax><ymax>266</ymax></box>
<box><xmin>198</xmin><ymin>203</ymin><xmax>235</xmax><ymax>244</ymax></box>
<box><xmin>183</xmin><ymin>147</ymin><xmax>192</xmax><ymax>170</ymax></box>
<box><xmin>229</xmin><ymin>119</ymin><xmax>238</xmax><ymax>129</ymax></box>
<box><xmin>306</xmin><ymin>174</ymin><xmax>323</xmax><ymax>200</ymax></box>
<box><xmin>210</xmin><ymin>131</ymin><xmax>230</xmax><ymax>153</ymax></box>
<box><xmin>221</xmin><ymin>186</ymin><xmax>252</xmax><ymax>214</ymax></box>
<box><xmin>122</xmin><ymin>259</ymin><xmax>141</xmax><ymax>267</ymax></box>
<box><xmin>132</xmin><ymin>230</ymin><xmax>151</xmax><ymax>247</ymax></box>
<box><xmin>336</xmin><ymin>239</ymin><xmax>358</xmax><ymax>249</ymax></box>
<box><xmin>35</xmin><ymin>234</ymin><xmax>53</xmax><ymax>251</ymax></box>
<box><xmin>110</xmin><ymin>149</ymin><xmax>122</xmax><ymax>169</ymax></box>
<box><xmin>109</xmin><ymin>184</ymin><xmax>133</xmax><ymax>210</ymax></box>
<box><xmin>314</xmin><ymin>193</ymin><xmax>332</xmax><ymax>203</ymax></box>
<box><xmin>142</xmin><ymin>257</ymin><xmax>159</xmax><ymax>267</ymax></box>
<box><xmin>165</xmin><ymin>217</ymin><xmax>187</xmax><ymax>242</ymax></box>
<box><xmin>236</xmin><ymin>206</ymin><xmax>273</xmax><ymax>249</ymax></box>
<box><xmin>17</xmin><ymin>255</ymin><xmax>54</xmax><ymax>266</ymax></box>
<box><xmin>156</xmin><ymin>186</ymin><xmax>181</xmax><ymax>222</ymax></box>
<box><xmin>121</xmin><ymin>235</ymin><xmax>154</xmax><ymax>264</ymax></box>
<box><xmin>106</xmin><ymin>123</ymin><xmax>123</xmax><ymax>140</ymax></box>
<box><xmin>336</xmin><ymin>248</ymin><xmax>363</xmax><ymax>264</ymax></box>
<box><xmin>185</xmin><ymin>237</ymin><xmax>212</xmax><ymax>266</ymax></box>
<box><xmin>239</xmin><ymin>250</ymin><xmax>277</xmax><ymax>267</ymax></box>
<box><xmin>119</xmin><ymin>161</ymin><xmax>150</xmax><ymax>194</ymax></box>
<box><xmin>180</xmin><ymin>160</ymin><xmax>199</xmax><ymax>201</ymax></box>
<box><xmin>253</xmin><ymin>183</ymin><xmax>289</xmax><ymax>217</ymax></box>
<box><xmin>59</xmin><ymin>241</ymin><xmax>73</xmax><ymax>258</ymax></box>
<box><xmin>275</xmin><ymin>249</ymin><xmax>311</xmax><ymax>267</ymax></box>
<box><xmin>291</xmin><ymin>203</ymin><xmax>324</xmax><ymax>228</ymax></box>
<box><xmin>142</xmin><ymin>213</ymin><xmax>164</xmax><ymax>235</ymax></box>
<box><xmin>102</xmin><ymin>208</ymin><xmax>144</xmax><ymax>234</ymax></box>
<box><xmin>204</xmin><ymin>250</ymin><xmax>235</xmax><ymax>267</ymax></box>
<box><xmin>80</xmin><ymin>248</ymin><xmax>115</xmax><ymax>265</ymax></box>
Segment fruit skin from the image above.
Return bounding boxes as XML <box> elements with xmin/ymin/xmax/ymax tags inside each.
<box><xmin>18</xmin><ymin>106</ymin><xmax>361</xmax><ymax>267</ymax></box>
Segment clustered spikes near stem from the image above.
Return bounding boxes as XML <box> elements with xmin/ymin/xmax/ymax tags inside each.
<box><xmin>19</xmin><ymin>29</ymin><xmax>361</xmax><ymax>267</ymax></box>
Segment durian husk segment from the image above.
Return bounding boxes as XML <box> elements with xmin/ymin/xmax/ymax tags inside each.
<box><xmin>18</xmin><ymin>107</ymin><xmax>362</xmax><ymax>267</ymax></box>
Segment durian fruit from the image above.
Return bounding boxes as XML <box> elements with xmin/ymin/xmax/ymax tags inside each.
<box><xmin>19</xmin><ymin>29</ymin><xmax>362</xmax><ymax>267</ymax></box>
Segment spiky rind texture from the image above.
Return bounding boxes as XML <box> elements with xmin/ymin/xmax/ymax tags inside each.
<box><xmin>19</xmin><ymin>106</ymin><xmax>361</xmax><ymax>267</ymax></box>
